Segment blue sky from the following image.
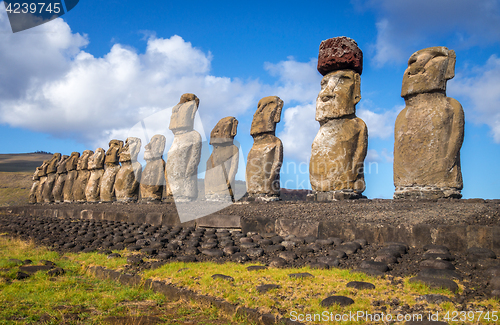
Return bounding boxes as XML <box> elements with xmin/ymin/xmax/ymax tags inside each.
<box><xmin>0</xmin><ymin>0</ymin><xmax>499</xmax><ymax>199</ymax></box>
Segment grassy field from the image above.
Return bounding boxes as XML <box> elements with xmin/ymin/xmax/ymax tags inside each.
<box><xmin>0</xmin><ymin>236</ymin><xmax>254</xmax><ymax>325</ymax></box>
<box><xmin>0</xmin><ymin>153</ymin><xmax>51</xmax><ymax>207</ymax></box>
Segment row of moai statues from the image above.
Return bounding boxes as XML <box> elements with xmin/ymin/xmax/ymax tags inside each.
<box><xmin>29</xmin><ymin>93</ymin><xmax>284</xmax><ymax>203</ymax></box>
<box><xmin>29</xmin><ymin>37</ymin><xmax>465</xmax><ymax>203</ymax></box>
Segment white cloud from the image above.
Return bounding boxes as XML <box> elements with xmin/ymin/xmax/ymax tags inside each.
<box><xmin>0</xmin><ymin>12</ymin><xmax>264</xmax><ymax>150</ymax></box>
<box><xmin>357</xmin><ymin>101</ymin><xmax>401</xmax><ymax>139</ymax></box>
<box><xmin>448</xmin><ymin>55</ymin><xmax>500</xmax><ymax>143</ymax></box>
<box><xmin>358</xmin><ymin>0</ymin><xmax>500</xmax><ymax>66</ymax></box>
<box><xmin>264</xmin><ymin>57</ymin><xmax>321</xmax><ymax>104</ymax></box>
<box><xmin>278</xmin><ymin>102</ymin><xmax>318</xmax><ymax>163</ymax></box>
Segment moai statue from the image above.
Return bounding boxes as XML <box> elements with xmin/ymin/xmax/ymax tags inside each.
<box><xmin>85</xmin><ymin>148</ymin><xmax>105</xmax><ymax>202</ymax></box>
<box><xmin>165</xmin><ymin>93</ymin><xmax>202</xmax><ymax>202</ymax></box>
<box><xmin>29</xmin><ymin>167</ymin><xmax>41</xmax><ymax>204</ymax></box>
<box><xmin>36</xmin><ymin>160</ymin><xmax>49</xmax><ymax>203</ymax></box>
<box><xmin>115</xmin><ymin>137</ymin><xmax>142</xmax><ymax>202</ymax></box>
<box><xmin>309</xmin><ymin>37</ymin><xmax>368</xmax><ymax>201</ymax></box>
<box><xmin>52</xmin><ymin>155</ymin><xmax>70</xmax><ymax>203</ymax></box>
<box><xmin>205</xmin><ymin>117</ymin><xmax>239</xmax><ymax>202</ymax></box>
<box><xmin>63</xmin><ymin>152</ymin><xmax>80</xmax><ymax>202</ymax></box>
<box><xmin>246</xmin><ymin>96</ymin><xmax>284</xmax><ymax>201</ymax></box>
<box><xmin>72</xmin><ymin>150</ymin><xmax>94</xmax><ymax>202</ymax></box>
<box><xmin>42</xmin><ymin>153</ymin><xmax>61</xmax><ymax>203</ymax></box>
<box><xmin>100</xmin><ymin>140</ymin><xmax>124</xmax><ymax>202</ymax></box>
<box><xmin>394</xmin><ymin>47</ymin><xmax>464</xmax><ymax>199</ymax></box>
<box><xmin>140</xmin><ymin>134</ymin><xmax>166</xmax><ymax>202</ymax></box>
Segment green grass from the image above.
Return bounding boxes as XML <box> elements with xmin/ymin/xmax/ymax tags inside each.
<box><xmin>0</xmin><ymin>236</ymin><xmax>254</xmax><ymax>325</ymax></box>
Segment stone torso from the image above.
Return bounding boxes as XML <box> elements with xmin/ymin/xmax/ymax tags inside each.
<box><xmin>394</xmin><ymin>93</ymin><xmax>463</xmax><ymax>189</ymax></box>
<box><xmin>246</xmin><ymin>134</ymin><xmax>283</xmax><ymax>196</ymax></box>
<box><xmin>310</xmin><ymin>117</ymin><xmax>367</xmax><ymax>192</ymax></box>
<box><xmin>166</xmin><ymin>130</ymin><xmax>202</xmax><ymax>199</ymax></box>
<box><xmin>205</xmin><ymin>144</ymin><xmax>239</xmax><ymax>196</ymax></box>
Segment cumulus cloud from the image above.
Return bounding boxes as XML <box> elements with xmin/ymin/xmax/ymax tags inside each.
<box><xmin>278</xmin><ymin>102</ymin><xmax>318</xmax><ymax>163</ymax></box>
<box><xmin>264</xmin><ymin>57</ymin><xmax>321</xmax><ymax>104</ymax></box>
<box><xmin>0</xmin><ymin>12</ymin><xmax>263</xmax><ymax>150</ymax></box>
<box><xmin>357</xmin><ymin>100</ymin><xmax>401</xmax><ymax>139</ymax></box>
<box><xmin>355</xmin><ymin>0</ymin><xmax>500</xmax><ymax>66</ymax></box>
<box><xmin>448</xmin><ymin>55</ymin><xmax>500</xmax><ymax>143</ymax></box>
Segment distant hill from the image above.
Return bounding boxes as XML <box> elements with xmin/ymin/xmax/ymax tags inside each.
<box><xmin>0</xmin><ymin>153</ymin><xmax>53</xmax><ymax>173</ymax></box>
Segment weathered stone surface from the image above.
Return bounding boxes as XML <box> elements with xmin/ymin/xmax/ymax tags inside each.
<box><xmin>205</xmin><ymin>117</ymin><xmax>239</xmax><ymax>201</ymax></box>
<box><xmin>100</xmin><ymin>140</ymin><xmax>124</xmax><ymax>202</ymax></box>
<box><xmin>35</xmin><ymin>160</ymin><xmax>49</xmax><ymax>203</ymax></box>
<box><xmin>346</xmin><ymin>281</ymin><xmax>375</xmax><ymax>290</ymax></box>
<box><xmin>52</xmin><ymin>155</ymin><xmax>70</xmax><ymax>203</ymax></box>
<box><xmin>310</xmin><ymin>38</ymin><xmax>367</xmax><ymax>200</ymax></box>
<box><xmin>72</xmin><ymin>150</ymin><xmax>93</xmax><ymax>202</ymax></box>
<box><xmin>166</xmin><ymin>94</ymin><xmax>202</xmax><ymax>202</ymax></box>
<box><xmin>394</xmin><ymin>47</ymin><xmax>464</xmax><ymax>199</ymax></box>
<box><xmin>85</xmin><ymin>148</ymin><xmax>105</xmax><ymax>202</ymax></box>
<box><xmin>42</xmin><ymin>153</ymin><xmax>61</xmax><ymax>203</ymax></box>
<box><xmin>63</xmin><ymin>152</ymin><xmax>80</xmax><ymax>203</ymax></box>
<box><xmin>140</xmin><ymin>135</ymin><xmax>166</xmax><ymax>202</ymax></box>
<box><xmin>317</xmin><ymin>37</ymin><xmax>363</xmax><ymax>76</ymax></box>
<box><xmin>29</xmin><ymin>167</ymin><xmax>41</xmax><ymax>204</ymax></box>
<box><xmin>246</xmin><ymin>96</ymin><xmax>283</xmax><ymax>200</ymax></box>
<box><xmin>115</xmin><ymin>137</ymin><xmax>142</xmax><ymax>202</ymax></box>
<box><xmin>320</xmin><ymin>296</ymin><xmax>354</xmax><ymax>307</ymax></box>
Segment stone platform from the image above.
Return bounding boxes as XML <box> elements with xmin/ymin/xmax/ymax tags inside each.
<box><xmin>1</xmin><ymin>198</ymin><xmax>499</xmax><ymax>254</ymax></box>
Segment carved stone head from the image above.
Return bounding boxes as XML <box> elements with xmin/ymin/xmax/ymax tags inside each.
<box><xmin>250</xmin><ymin>96</ymin><xmax>284</xmax><ymax>136</ymax></box>
<box><xmin>77</xmin><ymin>150</ymin><xmax>94</xmax><ymax>171</ymax></box>
<box><xmin>401</xmin><ymin>46</ymin><xmax>456</xmax><ymax>98</ymax></box>
<box><xmin>104</xmin><ymin>140</ymin><xmax>124</xmax><ymax>165</ymax></box>
<box><xmin>316</xmin><ymin>69</ymin><xmax>361</xmax><ymax>122</ymax></box>
<box><xmin>46</xmin><ymin>153</ymin><xmax>61</xmax><ymax>174</ymax></box>
<box><xmin>66</xmin><ymin>152</ymin><xmax>80</xmax><ymax>171</ymax></box>
<box><xmin>119</xmin><ymin>137</ymin><xmax>142</xmax><ymax>163</ymax></box>
<box><xmin>144</xmin><ymin>134</ymin><xmax>166</xmax><ymax>161</ymax></box>
<box><xmin>38</xmin><ymin>160</ymin><xmax>49</xmax><ymax>177</ymax></box>
<box><xmin>169</xmin><ymin>93</ymin><xmax>200</xmax><ymax>132</ymax></box>
<box><xmin>210</xmin><ymin>117</ymin><xmax>238</xmax><ymax>145</ymax></box>
<box><xmin>56</xmin><ymin>155</ymin><xmax>69</xmax><ymax>174</ymax></box>
<box><xmin>88</xmin><ymin>148</ymin><xmax>105</xmax><ymax>170</ymax></box>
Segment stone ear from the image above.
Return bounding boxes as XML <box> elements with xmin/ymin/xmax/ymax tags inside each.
<box><xmin>354</xmin><ymin>73</ymin><xmax>361</xmax><ymax>105</ymax></box>
<box><xmin>231</xmin><ymin>119</ymin><xmax>238</xmax><ymax>137</ymax></box>
<box><xmin>445</xmin><ymin>50</ymin><xmax>456</xmax><ymax>80</ymax></box>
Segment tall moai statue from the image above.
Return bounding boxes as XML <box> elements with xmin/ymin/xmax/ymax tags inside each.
<box><xmin>205</xmin><ymin>117</ymin><xmax>239</xmax><ymax>202</ymax></box>
<box><xmin>29</xmin><ymin>167</ymin><xmax>42</xmax><ymax>204</ymax></box>
<box><xmin>42</xmin><ymin>153</ymin><xmax>61</xmax><ymax>203</ymax></box>
<box><xmin>36</xmin><ymin>160</ymin><xmax>49</xmax><ymax>203</ymax></box>
<box><xmin>309</xmin><ymin>37</ymin><xmax>368</xmax><ymax>201</ymax></box>
<box><xmin>52</xmin><ymin>155</ymin><xmax>70</xmax><ymax>203</ymax></box>
<box><xmin>72</xmin><ymin>150</ymin><xmax>94</xmax><ymax>202</ymax></box>
<box><xmin>100</xmin><ymin>140</ymin><xmax>124</xmax><ymax>202</ymax></box>
<box><xmin>165</xmin><ymin>93</ymin><xmax>202</xmax><ymax>202</ymax></box>
<box><xmin>115</xmin><ymin>137</ymin><xmax>142</xmax><ymax>202</ymax></box>
<box><xmin>140</xmin><ymin>134</ymin><xmax>166</xmax><ymax>202</ymax></box>
<box><xmin>394</xmin><ymin>47</ymin><xmax>464</xmax><ymax>199</ymax></box>
<box><xmin>246</xmin><ymin>96</ymin><xmax>284</xmax><ymax>201</ymax></box>
<box><xmin>85</xmin><ymin>148</ymin><xmax>105</xmax><ymax>202</ymax></box>
<box><xmin>63</xmin><ymin>152</ymin><xmax>80</xmax><ymax>203</ymax></box>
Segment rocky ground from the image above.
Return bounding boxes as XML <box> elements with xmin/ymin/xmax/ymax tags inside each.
<box><xmin>1</xmin><ymin>210</ymin><xmax>499</xmax><ymax>315</ymax></box>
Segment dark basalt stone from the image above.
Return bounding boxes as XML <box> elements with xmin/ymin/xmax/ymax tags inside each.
<box><xmin>256</xmin><ymin>284</ymin><xmax>280</xmax><ymax>293</ymax></box>
<box><xmin>320</xmin><ymin>295</ymin><xmax>354</xmax><ymax>307</ymax></box>
<box><xmin>346</xmin><ymin>281</ymin><xmax>375</xmax><ymax>290</ymax></box>
<box><xmin>211</xmin><ymin>274</ymin><xmax>234</xmax><ymax>281</ymax></box>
